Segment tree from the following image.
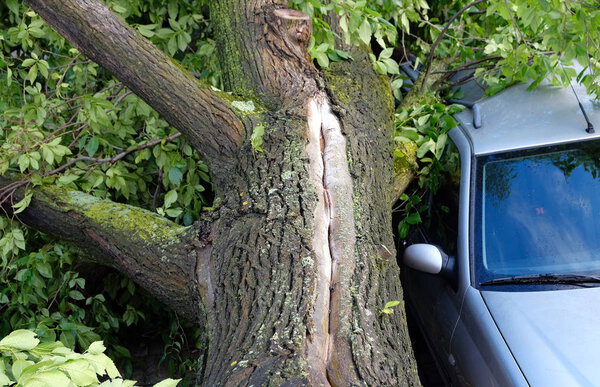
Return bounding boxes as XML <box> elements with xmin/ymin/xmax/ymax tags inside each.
<box><xmin>2</xmin><ymin>0</ymin><xmax>600</xmax><ymax>385</ymax></box>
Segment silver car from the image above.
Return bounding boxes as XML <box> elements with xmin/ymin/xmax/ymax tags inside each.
<box><xmin>402</xmin><ymin>77</ymin><xmax>600</xmax><ymax>386</ymax></box>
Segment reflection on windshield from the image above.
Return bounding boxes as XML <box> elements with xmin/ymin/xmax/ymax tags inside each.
<box><xmin>477</xmin><ymin>142</ymin><xmax>600</xmax><ymax>281</ymax></box>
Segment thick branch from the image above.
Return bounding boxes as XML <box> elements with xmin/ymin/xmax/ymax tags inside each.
<box><xmin>25</xmin><ymin>0</ymin><xmax>244</xmax><ymax>176</ymax></box>
<box><xmin>212</xmin><ymin>1</ymin><xmax>318</xmax><ymax>108</ymax></box>
<box><xmin>1</xmin><ymin>178</ymin><xmax>203</xmax><ymax>321</ymax></box>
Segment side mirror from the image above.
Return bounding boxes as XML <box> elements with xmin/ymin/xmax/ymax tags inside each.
<box><xmin>403</xmin><ymin>244</ymin><xmax>456</xmax><ymax>278</ymax></box>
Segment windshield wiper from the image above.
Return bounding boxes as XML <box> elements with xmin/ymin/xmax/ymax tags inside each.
<box><xmin>480</xmin><ymin>273</ymin><xmax>600</xmax><ymax>286</ymax></box>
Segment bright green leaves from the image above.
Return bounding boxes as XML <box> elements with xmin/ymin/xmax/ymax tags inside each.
<box><xmin>290</xmin><ymin>0</ymin><xmax>426</xmax><ymax>76</ymax></box>
<box><xmin>0</xmin><ymin>226</ymin><xmax>26</xmax><ymax>263</ymax></box>
<box><xmin>371</xmin><ymin>47</ymin><xmax>400</xmax><ymax>75</ymax></box>
<box><xmin>12</xmin><ymin>191</ymin><xmax>32</xmax><ymax>215</ymax></box>
<box><xmin>0</xmin><ymin>330</ymin><xmax>179</xmax><ymax>386</ymax></box>
<box><xmin>21</xmin><ymin>52</ymin><xmax>49</xmax><ymax>84</ymax></box>
<box><xmin>358</xmin><ymin>18</ymin><xmax>372</xmax><ymax>45</ymax></box>
<box><xmin>396</xmin><ymin>193</ymin><xmax>426</xmax><ymax>239</ymax></box>
<box><xmin>395</xmin><ymin>100</ymin><xmax>462</xmax><ymax>179</ymax></box>
<box><xmin>250</xmin><ymin>124</ymin><xmax>266</xmax><ymax>153</ymax></box>
<box><xmin>0</xmin><ymin>330</ymin><xmax>40</xmax><ymax>351</ymax></box>
<box><xmin>312</xmin><ymin>43</ymin><xmax>331</xmax><ymax>69</ymax></box>
<box><xmin>394</xmin><ymin>99</ymin><xmax>463</xmax><ymax>237</ymax></box>
<box><xmin>7</xmin><ymin>12</ymin><xmax>49</xmax><ymax>50</ymax></box>
<box><xmin>162</xmin><ymin>190</ymin><xmax>178</xmax><ymax>210</ymax></box>
<box><xmin>380</xmin><ymin>300</ymin><xmax>402</xmax><ymax>315</ymax></box>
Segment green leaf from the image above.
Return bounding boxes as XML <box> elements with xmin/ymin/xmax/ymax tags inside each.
<box><xmin>12</xmin><ymin>192</ymin><xmax>32</xmax><ymax>214</ymax></box>
<box><xmin>60</xmin><ymin>331</ymin><xmax>76</xmax><ymax>350</ymax></box>
<box><xmin>382</xmin><ymin>58</ymin><xmax>400</xmax><ymax>75</ymax></box>
<box><xmin>384</xmin><ymin>300</ymin><xmax>401</xmax><ymax>308</ymax></box>
<box><xmin>358</xmin><ymin>19</ymin><xmax>371</xmax><ymax>45</ymax></box>
<box><xmin>0</xmin><ymin>329</ymin><xmax>39</xmax><ymax>351</ymax></box>
<box><xmin>251</xmin><ymin>124</ymin><xmax>265</xmax><ymax>153</ymax></box>
<box><xmin>36</xmin><ymin>262</ymin><xmax>52</xmax><ymax>278</ymax></box>
<box><xmin>168</xmin><ymin>167</ymin><xmax>183</xmax><ymax>186</ymax></box>
<box><xmin>417</xmin><ymin>139</ymin><xmax>435</xmax><ymax>158</ymax></box>
<box><xmin>59</xmin><ymin>359</ymin><xmax>98</xmax><ymax>386</ymax></box>
<box><xmin>24</xmin><ymin>369</ymin><xmax>71</xmax><ymax>386</ymax></box>
<box><xmin>21</xmin><ymin>58</ymin><xmax>36</xmax><ymax>67</ymax></box>
<box><xmin>86</xmin><ymin>341</ymin><xmax>106</xmax><ymax>356</ymax></box>
<box><xmin>164</xmin><ymin>190</ymin><xmax>178</xmax><ymax>208</ymax></box>
<box><xmin>154</xmin><ymin>378</ymin><xmax>181</xmax><ymax>387</ymax></box>
<box><xmin>168</xmin><ymin>1</ymin><xmax>179</xmax><ymax>19</ymax></box>
<box><xmin>18</xmin><ymin>155</ymin><xmax>30</xmax><ymax>172</ymax></box>
<box><xmin>58</xmin><ymin>174</ymin><xmax>79</xmax><ymax>185</ymax></box>
<box><xmin>28</xmin><ymin>64</ymin><xmax>38</xmax><ymax>83</ymax></box>
<box><xmin>0</xmin><ymin>371</ymin><xmax>10</xmax><ymax>386</ymax></box>
<box><xmin>6</xmin><ymin>0</ymin><xmax>19</xmax><ymax>15</ymax></box>
<box><xmin>165</xmin><ymin>208</ymin><xmax>183</xmax><ymax>217</ymax></box>
<box><xmin>380</xmin><ymin>47</ymin><xmax>394</xmax><ymax>59</ymax></box>
<box><xmin>313</xmin><ymin>51</ymin><xmax>329</xmax><ymax>68</ymax></box>
<box><xmin>137</xmin><ymin>24</ymin><xmax>156</xmax><ymax>38</ymax></box>
<box><xmin>11</xmin><ymin>359</ymin><xmax>34</xmax><ymax>380</ymax></box>
<box><xmin>405</xmin><ymin>212</ymin><xmax>421</xmax><ymax>225</ymax></box>
<box><xmin>99</xmin><ymin>379</ymin><xmax>137</xmax><ymax>387</ymax></box>
<box><xmin>69</xmin><ymin>290</ymin><xmax>85</xmax><ymax>301</ymax></box>
<box><xmin>86</xmin><ymin>137</ymin><xmax>100</xmax><ymax>157</ymax></box>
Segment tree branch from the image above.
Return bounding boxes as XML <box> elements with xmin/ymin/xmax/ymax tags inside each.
<box><xmin>0</xmin><ymin>178</ymin><xmax>204</xmax><ymax>321</ymax></box>
<box><xmin>211</xmin><ymin>1</ymin><xmax>318</xmax><ymax>108</ymax></box>
<box><xmin>420</xmin><ymin>0</ymin><xmax>488</xmax><ymax>90</ymax></box>
<box><xmin>25</xmin><ymin>0</ymin><xmax>245</xmax><ymax>177</ymax></box>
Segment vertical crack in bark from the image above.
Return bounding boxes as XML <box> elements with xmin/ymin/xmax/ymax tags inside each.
<box><xmin>306</xmin><ymin>93</ymin><xmax>357</xmax><ymax>385</ymax></box>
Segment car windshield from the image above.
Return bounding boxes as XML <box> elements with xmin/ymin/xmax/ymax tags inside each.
<box><xmin>475</xmin><ymin>140</ymin><xmax>600</xmax><ymax>284</ymax></box>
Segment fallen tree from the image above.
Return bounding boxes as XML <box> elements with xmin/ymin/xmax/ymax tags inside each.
<box><xmin>2</xmin><ymin>0</ymin><xmax>600</xmax><ymax>385</ymax></box>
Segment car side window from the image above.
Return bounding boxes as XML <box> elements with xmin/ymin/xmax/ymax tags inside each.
<box><xmin>424</xmin><ymin>141</ymin><xmax>461</xmax><ymax>257</ymax></box>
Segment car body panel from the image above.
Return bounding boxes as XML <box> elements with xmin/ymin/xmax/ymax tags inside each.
<box><xmin>454</xmin><ymin>80</ymin><xmax>600</xmax><ymax>155</ymax></box>
<box><xmin>482</xmin><ymin>288</ymin><xmax>600</xmax><ymax>386</ymax></box>
<box><xmin>451</xmin><ymin>286</ymin><xmax>528</xmax><ymax>387</ymax></box>
<box><xmin>449</xmin><ymin>127</ymin><xmax>473</xmax><ymax>290</ymax></box>
<box><xmin>403</xmin><ymin>76</ymin><xmax>600</xmax><ymax>386</ymax></box>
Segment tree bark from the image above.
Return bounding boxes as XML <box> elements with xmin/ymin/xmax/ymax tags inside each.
<box><xmin>0</xmin><ymin>178</ymin><xmax>201</xmax><ymax>322</ymax></box>
<box><xmin>7</xmin><ymin>0</ymin><xmax>422</xmax><ymax>385</ymax></box>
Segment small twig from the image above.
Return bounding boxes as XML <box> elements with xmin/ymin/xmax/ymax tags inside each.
<box><xmin>445</xmin><ymin>55</ymin><xmax>502</xmax><ymax>74</ymax></box>
<box><xmin>421</xmin><ymin>0</ymin><xmax>488</xmax><ymax>90</ymax></box>
<box><xmin>152</xmin><ymin>168</ymin><xmax>164</xmax><ymax>212</ymax></box>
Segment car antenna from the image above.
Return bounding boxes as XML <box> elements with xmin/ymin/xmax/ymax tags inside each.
<box><xmin>562</xmin><ymin>64</ymin><xmax>595</xmax><ymax>134</ymax></box>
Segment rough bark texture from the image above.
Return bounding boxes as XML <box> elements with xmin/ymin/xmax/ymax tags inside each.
<box><xmin>0</xmin><ymin>179</ymin><xmax>200</xmax><ymax>321</ymax></box>
<box><xmin>5</xmin><ymin>0</ymin><xmax>423</xmax><ymax>385</ymax></box>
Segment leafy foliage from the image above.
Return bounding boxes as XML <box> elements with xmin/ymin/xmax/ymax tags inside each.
<box><xmin>0</xmin><ymin>329</ymin><xmax>180</xmax><ymax>387</ymax></box>
<box><xmin>0</xmin><ymin>0</ymin><xmax>213</xmax><ymax>381</ymax></box>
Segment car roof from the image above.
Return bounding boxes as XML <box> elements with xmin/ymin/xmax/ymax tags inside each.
<box><xmin>454</xmin><ymin>77</ymin><xmax>600</xmax><ymax>155</ymax></box>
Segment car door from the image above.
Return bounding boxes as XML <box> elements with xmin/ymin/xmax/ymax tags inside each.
<box><xmin>402</xmin><ymin>143</ymin><xmax>466</xmax><ymax>382</ymax></box>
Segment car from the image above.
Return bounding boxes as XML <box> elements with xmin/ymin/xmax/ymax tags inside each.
<box><xmin>401</xmin><ymin>73</ymin><xmax>600</xmax><ymax>386</ymax></box>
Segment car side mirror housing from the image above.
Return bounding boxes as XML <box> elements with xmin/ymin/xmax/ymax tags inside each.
<box><xmin>404</xmin><ymin>244</ymin><xmax>456</xmax><ymax>278</ymax></box>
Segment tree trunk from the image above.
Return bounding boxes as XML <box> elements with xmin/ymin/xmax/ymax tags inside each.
<box><xmin>7</xmin><ymin>0</ymin><xmax>421</xmax><ymax>385</ymax></box>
